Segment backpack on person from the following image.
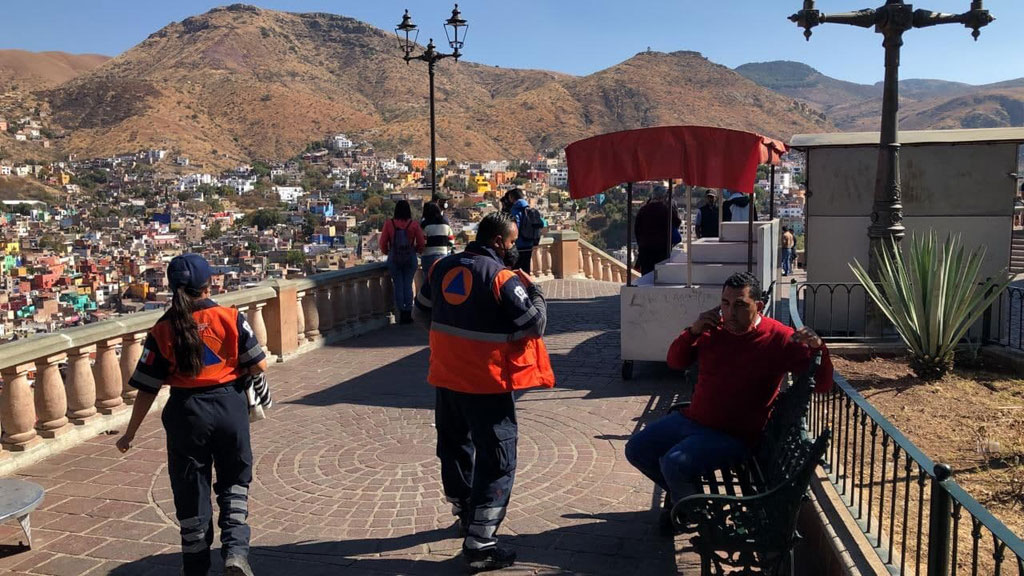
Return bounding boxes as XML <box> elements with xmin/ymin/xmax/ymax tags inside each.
<box><xmin>391</xmin><ymin>219</ymin><xmax>413</xmax><ymax>265</ymax></box>
<box><xmin>519</xmin><ymin>207</ymin><xmax>545</xmax><ymax>245</ymax></box>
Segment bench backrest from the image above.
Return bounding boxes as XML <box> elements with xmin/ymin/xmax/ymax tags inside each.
<box><xmin>755</xmin><ymin>351</ymin><xmax>821</xmax><ymax>485</ymax></box>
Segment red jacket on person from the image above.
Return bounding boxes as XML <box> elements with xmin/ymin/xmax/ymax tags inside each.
<box><xmin>667</xmin><ymin>315</ymin><xmax>833</xmax><ymax>447</ymax></box>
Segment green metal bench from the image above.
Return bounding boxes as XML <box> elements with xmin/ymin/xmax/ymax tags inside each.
<box><xmin>663</xmin><ymin>353</ymin><xmax>827</xmax><ymax>575</ymax></box>
<box><xmin>674</xmin><ymin>431</ymin><xmax>830</xmax><ymax>576</ymax></box>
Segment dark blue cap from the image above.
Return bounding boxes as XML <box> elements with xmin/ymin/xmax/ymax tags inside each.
<box><xmin>167</xmin><ymin>253</ymin><xmax>212</xmax><ymax>292</ymax></box>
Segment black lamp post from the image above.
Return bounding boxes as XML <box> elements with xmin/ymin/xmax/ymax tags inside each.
<box><xmin>790</xmin><ymin>0</ymin><xmax>993</xmax><ymax>283</ymax></box>
<box><xmin>395</xmin><ymin>5</ymin><xmax>468</xmax><ymax>201</ymax></box>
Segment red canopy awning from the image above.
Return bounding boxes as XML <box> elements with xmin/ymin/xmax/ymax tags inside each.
<box><xmin>565</xmin><ymin>125</ymin><xmax>788</xmax><ymax>200</ymax></box>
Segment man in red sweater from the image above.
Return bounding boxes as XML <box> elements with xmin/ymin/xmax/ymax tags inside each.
<box><xmin>624</xmin><ymin>272</ymin><xmax>833</xmax><ymax>527</ymax></box>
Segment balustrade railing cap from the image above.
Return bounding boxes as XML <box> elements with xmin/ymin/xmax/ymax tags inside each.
<box><xmin>291</xmin><ymin>262</ymin><xmax>388</xmax><ymax>292</ymax></box>
<box><xmin>547</xmin><ymin>230</ymin><xmax>580</xmax><ymax>240</ymax></box>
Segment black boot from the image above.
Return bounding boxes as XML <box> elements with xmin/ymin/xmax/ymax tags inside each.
<box><xmin>400</xmin><ymin>310</ymin><xmax>413</xmax><ymax>324</ymax></box>
<box><xmin>464</xmin><ymin>546</ymin><xmax>516</xmax><ymax>573</ymax></box>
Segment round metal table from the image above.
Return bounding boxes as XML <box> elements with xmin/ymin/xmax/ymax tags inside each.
<box><xmin>0</xmin><ymin>479</ymin><xmax>45</xmax><ymax>548</ymax></box>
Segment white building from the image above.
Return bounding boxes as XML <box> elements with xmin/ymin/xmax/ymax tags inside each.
<box><xmin>178</xmin><ymin>174</ymin><xmax>215</xmax><ymax>192</ymax></box>
<box><xmin>223</xmin><ymin>176</ymin><xmax>256</xmax><ymax>194</ymax></box>
<box><xmin>547</xmin><ymin>167</ymin><xmax>568</xmax><ymax>188</ymax></box>
<box><xmin>330</xmin><ymin>134</ymin><xmax>354</xmax><ymax>150</ymax></box>
<box><xmin>482</xmin><ymin>160</ymin><xmax>509</xmax><ymax>173</ymax></box>
<box><xmin>274</xmin><ymin>186</ymin><xmax>305</xmax><ymax>203</ymax></box>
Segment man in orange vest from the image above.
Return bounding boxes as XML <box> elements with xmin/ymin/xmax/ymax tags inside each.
<box><xmin>415</xmin><ymin>212</ymin><xmax>555</xmax><ymax>572</ymax></box>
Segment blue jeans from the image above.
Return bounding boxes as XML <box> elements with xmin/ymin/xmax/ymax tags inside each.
<box><xmin>387</xmin><ymin>256</ymin><xmax>418</xmax><ymax>313</ymax></box>
<box><xmin>781</xmin><ymin>247</ymin><xmax>793</xmax><ymax>275</ymax></box>
<box><xmin>624</xmin><ymin>411</ymin><xmax>748</xmax><ymax>504</ymax></box>
<box><xmin>420</xmin><ymin>253</ymin><xmax>445</xmax><ymax>284</ymax></box>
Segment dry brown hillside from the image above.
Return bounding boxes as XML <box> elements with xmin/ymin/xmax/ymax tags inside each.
<box><xmin>0</xmin><ymin>50</ymin><xmax>109</xmax><ymax>91</ymax></box>
<box><xmin>44</xmin><ymin>5</ymin><xmax>831</xmax><ymax>167</ymax></box>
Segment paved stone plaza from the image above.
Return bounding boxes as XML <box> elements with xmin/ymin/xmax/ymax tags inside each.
<box><xmin>0</xmin><ymin>280</ymin><xmax>703</xmax><ymax>575</ymax></box>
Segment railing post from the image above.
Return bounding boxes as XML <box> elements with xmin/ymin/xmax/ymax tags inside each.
<box><xmin>0</xmin><ymin>362</ymin><xmax>41</xmax><ymax>450</ymax></box>
<box><xmin>120</xmin><ymin>333</ymin><xmax>146</xmax><ymax>404</ymax></box>
<box><xmin>94</xmin><ymin>338</ymin><xmax>126</xmax><ymax>415</ymax></box>
<box><xmin>295</xmin><ymin>290</ymin><xmax>307</xmax><ymax>347</ymax></box>
<box><xmin>316</xmin><ymin>285</ymin><xmax>334</xmax><ymax>334</ymax></box>
<box><xmin>263</xmin><ymin>280</ymin><xmax>298</xmax><ymax>359</ymax></box>
<box><xmin>927</xmin><ymin>464</ymin><xmax>954</xmax><ymax>576</ymax></box>
<box><xmin>34</xmin><ymin>353</ymin><xmax>70</xmax><ymax>437</ymax></box>
<box><xmin>248</xmin><ymin>301</ymin><xmax>269</xmax><ymax>350</ymax></box>
<box><xmin>580</xmin><ymin>246</ymin><xmax>592</xmax><ymax>279</ymax></box>
<box><xmin>65</xmin><ymin>345</ymin><xmax>99</xmax><ymax>424</ymax></box>
<box><xmin>303</xmin><ymin>287</ymin><xmax>321</xmax><ymax>341</ymax></box>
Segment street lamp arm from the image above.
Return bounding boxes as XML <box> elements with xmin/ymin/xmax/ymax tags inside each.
<box><xmin>912</xmin><ymin>10</ymin><xmax>966</xmax><ymax>28</ymax></box>
<box><xmin>819</xmin><ymin>9</ymin><xmax>877</xmax><ymax>28</ymax></box>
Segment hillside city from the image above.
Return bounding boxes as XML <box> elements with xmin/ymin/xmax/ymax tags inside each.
<box><xmin>0</xmin><ymin>113</ymin><xmax>809</xmax><ymax>344</ymax></box>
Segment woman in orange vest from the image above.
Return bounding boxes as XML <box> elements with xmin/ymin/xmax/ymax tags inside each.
<box><xmin>116</xmin><ymin>254</ymin><xmax>266</xmax><ymax>576</ymax></box>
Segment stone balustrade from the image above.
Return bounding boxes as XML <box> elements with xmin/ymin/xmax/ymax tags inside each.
<box><xmin>529</xmin><ymin>236</ymin><xmax>555</xmax><ymax>280</ymax></box>
<box><xmin>0</xmin><ymin>263</ymin><xmax>390</xmax><ymax>473</ymax></box>
<box><xmin>578</xmin><ymin>238</ymin><xmax>641</xmax><ymax>283</ymax></box>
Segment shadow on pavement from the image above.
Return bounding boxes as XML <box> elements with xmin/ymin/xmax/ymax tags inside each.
<box><xmin>107</xmin><ymin>512</ymin><xmax>682</xmax><ymax>576</ymax></box>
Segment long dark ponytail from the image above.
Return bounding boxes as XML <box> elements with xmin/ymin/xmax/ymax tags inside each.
<box><xmin>167</xmin><ymin>285</ymin><xmax>207</xmax><ymax>377</ymax></box>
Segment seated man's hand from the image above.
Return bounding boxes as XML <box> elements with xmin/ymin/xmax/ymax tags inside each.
<box><xmin>791</xmin><ymin>326</ymin><xmax>823</xmax><ymax>349</ymax></box>
<box><xmin>688</xmin><ymin>307</ymin><xmax>721</xmax><ymax>336</ymax></box>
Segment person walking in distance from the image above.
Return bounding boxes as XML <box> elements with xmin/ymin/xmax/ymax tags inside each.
<box><xmin>380</xmin><ymin>200</ymin><xmax>426</xmax><ymax>324</ymax></box>
<box><xmin>503</xmin><ymin>188</ymin><xmax>543</xmax><ymax>273</ymax></box>
<box><xmin>116</xmin><ymin>254</ymin><xmax>267</xmax><ymax>576</ymax></box>
<box><xmin>414</xmin><ymin>212</ymin><xmax>555</xmax><ymax>572</ymax></box>
<box><xmin>780</xmin><ymin>227</ymin><xmax>796</xmax><ymax>276</ymax></box>
<box><xmin>420</xmin><ymin>197</ymin><xmax>455</xmax><ymax>280</ymax></box>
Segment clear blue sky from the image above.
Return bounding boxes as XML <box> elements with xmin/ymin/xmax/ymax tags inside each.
<box><xmin>2</xmin><ymin>1</ymin><xmax>1022</xmax><ymax>85</ymax></box>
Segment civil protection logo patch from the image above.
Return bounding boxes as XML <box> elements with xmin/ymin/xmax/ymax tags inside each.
<box><xmin>441</xmin><ymin>266</ymin><xmax>473</xmax><ymax>306</ymax></box>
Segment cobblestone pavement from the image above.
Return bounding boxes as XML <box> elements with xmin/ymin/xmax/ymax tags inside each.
<box><xmin>0</xmin><ymin>280</ymin><xmax>701</xmax><ymax>575</ymax></box>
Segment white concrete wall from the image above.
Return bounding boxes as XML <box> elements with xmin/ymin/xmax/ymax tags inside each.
<box><xmin>806</xmin><ymin>142</ymin><xmax>1018</xmax><ymax>284</ymax></box>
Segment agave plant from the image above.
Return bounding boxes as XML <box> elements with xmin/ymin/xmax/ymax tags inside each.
<box><xmin>850</xmin><ymin>231</ymin><xmax>1011</xmax><ymax>380</ymax></box>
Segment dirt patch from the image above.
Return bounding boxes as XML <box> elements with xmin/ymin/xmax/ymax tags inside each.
<box><xmin>834</xmin><ymin>354</ymin><xmax>1024</xmax><ymax>538</ymax></box>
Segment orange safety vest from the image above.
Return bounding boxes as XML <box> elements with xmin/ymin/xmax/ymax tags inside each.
<box><xmin>426</xmin><ymin>246</ymin><xmax>555</xmax><ymax>394</ymax></box>
<box><xmin>150</xmin><ymin>305</ymin><xmax>246</xmax><ymax>389</ymax></box>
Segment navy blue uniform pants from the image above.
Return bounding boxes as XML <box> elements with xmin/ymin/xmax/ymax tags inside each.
<box><xmin>435</xmin><ymin>388</ymin><xmax>517</xmax><ymax>552</ymax></box>
<box><xmin>162</xmin><ymin>384</ymin><xmax>253</xmax><ymax>576</ymax></box>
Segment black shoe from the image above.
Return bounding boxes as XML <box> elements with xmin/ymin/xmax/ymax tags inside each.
<box><xmin>400</xmin><ymin>310</ymin><xmax>414</xmax><ymax>324</ymax></box>
<box><xmin>464</xmin><ymin>546</ymin><xmax>516</xmax><ymax>573</ymax></box>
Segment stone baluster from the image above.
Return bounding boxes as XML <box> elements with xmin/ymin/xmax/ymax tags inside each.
<box><xmin>316</xmin><ymin>286</ymin><xmax>334</xmax><ymax>334</ymax></box>
<box><xmin>248</xmin><ymin>302</ymin><xmax>269</xmax><ymax>350</ymax></box>
<box><xmin>602</xmin><ymin>260</ymin><xmax>613</xmax><ymax>282</ymax></box>
<box><xmin>331</xmin><ymin>281</ymin><xmax>347</xmax><ymax>327</ymax></box>
<box><xmin>357</xmin><ymin>278</ymin><xmax>372</xmax><ymax>320</ymax></box>
<box><xmin>0</xmin><ymin>363</ymin><xmax>41</xmax><ymax>450</ymax></box>
<box><xmin>581</xmin><ymin>247</ymin><xmax>592</xmax><ymax>279</ymax></box>
<box><xmin>34</xmin><ymin>354</ymin><xmax>70</xmax><ymax>437</ymax></box>
<box><xmin>371</xmin><ymin>275</ymin><xmax>387</xmax><ymax>317</ymax></box>
<box><xmin>120</xmin><ymin>333</ymin><xmax>146</xmax><ymax>404</ymax></box>
<box><xmin>531</xmin><ymin>249</ymin><xmax>541</xmax><ymax>275</ymax></box>
<box><xmin>384</xmin><ymin>273</ymin><xmax>395</xmax><ymax>319</ymax></box>
<box><xmin>94</xmin><ymin>338</ymin><xmax>125</xmax><ymax>414</ymax></box>
<box><xmin>339</xmin><ymin>280</ymin><xmax>355</xmax><ymax>326</ymax></box>
<box><xmin>295</xmin><ymin>290</ymin><xmax>307</xmax><ymax>347</ymax></box>
<box><xmin>543</xmin><ymin>246</ymin><xmax>553</xmax><ymax>277</ymax></box>
<box><xmin>303</xmin><ymin>287</ymin><xmax>320</xmax><ymax>341</ymax></box>
<box><xmin>65</xmin><ymin>345</ymin><xmax>99</xmax><ymax>424</ymax></box>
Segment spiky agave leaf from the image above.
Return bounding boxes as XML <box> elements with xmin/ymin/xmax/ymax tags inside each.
<box><xmin>849</xmin><ymin>231</ymin><xmax>1010</xmax><ymax>380</ymax></box>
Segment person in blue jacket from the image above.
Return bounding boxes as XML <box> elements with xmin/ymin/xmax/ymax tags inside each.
<box><xmin>501</xmin><ymin>188</ymin><xmax>539</xmax><ymax>273</ymax></box>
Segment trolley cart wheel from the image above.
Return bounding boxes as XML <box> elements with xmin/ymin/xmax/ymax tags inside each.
<box><xmin>621</xmin><ymin>360</ymin><xmax>634</xmax><ymax>381</ymax></box>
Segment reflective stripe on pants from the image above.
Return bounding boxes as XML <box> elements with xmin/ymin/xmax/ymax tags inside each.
<box><xmin>435</xmin><ymin>387</ymin><xmax>517</xmax><ymax>551</ymax></box>
<box><xmin>163</xmin><ymin>384</ymin><xmax>253</xmax><ymax>575</ymax></box>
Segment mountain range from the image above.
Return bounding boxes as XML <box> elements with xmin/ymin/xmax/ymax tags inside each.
<box><xmin>0</xmin><ymin>4</ymin><xmax>1021</xmax><ymax>168</ymax></box>
<box><xmin>735</xmin><ymin>61</ymin><xmax>1024</xmax><ymax>131</ymax></box>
